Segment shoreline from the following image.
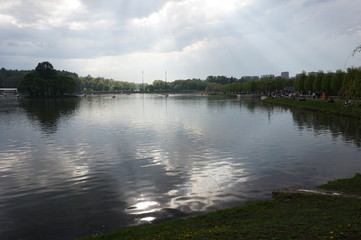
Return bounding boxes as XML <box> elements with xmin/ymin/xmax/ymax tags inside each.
<box><xmin>78</xmin><ymin>174</ymin><xmax>361</xmax><ymax>240</ymax></box>
<box><xmin>262</xmin><ymin>97</ymin><xmax>361</xmax><ymax>119</ymax></box>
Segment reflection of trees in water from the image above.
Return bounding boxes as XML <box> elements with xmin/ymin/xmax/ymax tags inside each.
<box><xmin>20</xmin><ymin>98</ymin><xmax>79</xmax><ymax>134</ymax></box>
<box><xmin>207</xmin><ymin>98</ymin><xmax>267</xmax><ymax>113</ymax></box>
<box><xmin>206</xmin><ymin>99</ymin><xmax>230</xmax><ymax>110</ymax></box>
<box><xmin>237</xmin><ymin>99</ymin><xmax>262</xmax><ymax>113</ymax></box>
<box><xmin>237</xmin><ymin>99</ymin><xmax>292</xmax><ymax>117</ymax></box>
<box><xmin>291</xmin><ymin>109</ymin><xmax>361</xmax><ymax>148</ymax></box>
<box><xmin>237</xmin><ymin>99</ymin><xmax>361</xmax><ymax>148</ymax></box>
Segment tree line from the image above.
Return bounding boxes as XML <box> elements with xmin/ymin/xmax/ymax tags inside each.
<box><xmin>146</xmin><ymin>68</ymin><xmax>361</xmax><ymax>97</ymax></box>
<box><xmin>2</xmin><ymin>62</ymin><xmax>361</xmax><ymax>98</ymax></box>
<box><xmin>0</xmin><ymin>68</ymin><xmax>30</xmax><ymax>88</ymax></box>
<box><xmin>205</xmin><ymin>76</ymin><xmax>294</xmax><ymax>93</ymax></box>
<box><xmin>79</xmin><ymin>75</ymin><xmax>139</xmax><ymax>92</ymax></box>
<box><xmin>294</xmin><ymin>68</ymin><xmax>361</xmax><ymax>97</ymax></box>
<box><xmin>1</xmin><ymin>63</ymin><xmax>142</xmax><ymax>94</ymax></box>
<box><xmin>145</xmin><ymin>75</ymin><xmax>294</xmax><ymax>93</ymax></box>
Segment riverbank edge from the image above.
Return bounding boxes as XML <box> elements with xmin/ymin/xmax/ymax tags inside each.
<box><xmin>77</xmin><ymin>173</ymin><xmax>361</xmax><ymax>240</ymax></box>
<box><xmin>22</xmin><ymin>94</ymin><xmax>79</xmax><ymax>99</ymax></box>
<box><xmin>262</xmin><ymin>97</ymin><xmax>361</xmax><ymax>119</ymax></box>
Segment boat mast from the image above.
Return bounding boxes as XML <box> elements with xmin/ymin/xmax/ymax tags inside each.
<box><xmin>142</xmin><ymin>70</ymin><xmax>144</xmax><ymax>92</ymax></box>
<box><xmin>165</xmin><ymin>70</ymin><xmax>169</xmax><ymax>97</ymax></box>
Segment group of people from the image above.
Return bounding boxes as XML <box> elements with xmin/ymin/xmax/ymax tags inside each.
<box><xmin>266</xmin><ymin>90</ymin><xmax>358</xmax><ymax>107</ymax></box>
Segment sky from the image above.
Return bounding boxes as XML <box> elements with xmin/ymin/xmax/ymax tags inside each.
<box><xmin>0</xmin><ymin>0</ymin><xmax>361</xmax><ymax>83</ymax></box>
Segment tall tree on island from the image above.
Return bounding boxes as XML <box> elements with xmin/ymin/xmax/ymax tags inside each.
<box><xmin>18</xmin><ymin>62</ymin><xmax>76</xmax><ymax>97</ymax></box>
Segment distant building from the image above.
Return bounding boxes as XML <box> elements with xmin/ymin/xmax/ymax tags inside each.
<box><xmin>281</xmin><ymin>72</ymin><xmax>289</xmax><ymax>79</ymax></box>
<box><xmin>308</xmin><ymin>71</ymin><xmax>318</xmax><ymax>76</ymax></box>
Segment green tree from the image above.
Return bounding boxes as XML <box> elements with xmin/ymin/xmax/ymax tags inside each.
<box><xmin>313</xmin><ymin>71</ymin><xmax>323</xmax><ymax>92</ymax></box>
<box><xmin>294</xmin><ymin>72</ymin><xmax>306</xmax><ymax>91</ymax></box>
<box><xmin>340</xmin><ymin>68</ymin><xmax>356</xmax><ymax>97</ymax></box>
<box><xmin>35</xmin><ymin>61</ymin><xmax>56</xmax><ymax>79</ymax></box>
<box><xmin>18</xmin><ymin>72</ymin><xmax>42</xmax><ymax>96</ymax></box>
<box><xmin>152</xmin><ymin>80</ymin><xmax>168</xmax><ymax>91</ymax></box>
<box><xmin>0</xmin><ymin>68</ymin><xmax>30</xmax><ymax>88</ymax></box>
<box><xmin>321</xmin><ymin>72</ymin><xmax>332</xmax><ymax>93</ymax></box>
<box><xmin>56</xmin><ymin>74</ymin><xmax>76</xmax><ymax>96</ymax></box>
<box><xmin>331</xmin><ymin>70</ymin><xmax>344</xmax><ymax>95</ymax></box>
<box><xmin>341</xmin><ymin>68</ymin><xmax>361</xmax><ymax>97</ymax></box>
<box><xmin>18</xmin><ymin>62</ymin><xmax>76</xmax><ymax>97</ymax></box>
<box><xmin>304</xmin><ymin>74</ymin><xmax>315</xmax><ymax>92</ymax></box>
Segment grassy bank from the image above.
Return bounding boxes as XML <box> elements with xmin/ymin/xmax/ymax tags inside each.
<box><xmin>263</xmin><ymin>97</ymin><xmax>361</xmax><ymax>119</ymax></box>
<box><xmin>78</xmin><ymin>174</ymin><xmax>361</xmax><ymax>240</ymax></box>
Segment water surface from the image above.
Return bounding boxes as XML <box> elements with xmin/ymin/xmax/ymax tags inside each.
<box><xmin>1</xmin><ymin>94</ymin><xmax>360</xmax><ymax>239</ymax></box>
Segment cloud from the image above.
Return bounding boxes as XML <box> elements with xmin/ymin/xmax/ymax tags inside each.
<box><xmin>0</xmin><ymin>0</ymin><xmax>360</xmax><ymax>82</ymax></box>
<box><xmin>129</xmin><ymin>0</ymin><xmax>249</xmax><ymax>50</ymax></box>
<box><xmin>0</xmin><ymin>0</ymin><xmax>85</xmax><ymax>29</ymax></box>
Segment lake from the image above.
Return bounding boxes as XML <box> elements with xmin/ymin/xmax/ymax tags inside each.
<box><xmin>1</xmin><ymin>94</ymin><xmax>360</xmax><ymax>240</ymax></box>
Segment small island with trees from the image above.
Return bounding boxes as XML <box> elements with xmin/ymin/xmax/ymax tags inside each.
<box><xmin>17</xmin><ymin>61</ymin><xmax>77</xmax><ymax>98</ymax></box>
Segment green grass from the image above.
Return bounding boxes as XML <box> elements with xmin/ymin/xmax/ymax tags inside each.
<box><xmin>263</xmin><ymin>97</ymin><xmax>361</xmax><ymax>118</ymax></box>
<box><xmin>78</xmin><ymin>174</ymin><xmax>361</xmax><ymax>240</ymax></box>
<box><xmin>318</xmin><ymin>173</ymin><xmax>361</xmax><ymax>195</ymax></box>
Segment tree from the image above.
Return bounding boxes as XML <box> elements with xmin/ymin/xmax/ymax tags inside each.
<box><xmin>152</xmin><ymin>80</ymin><xmax>168</xmax><ymax>91</ymax></box>
<box><xmin>35</xmin><ymin>61</ymin><xmax>56</xmax><ymax>78</ymax></box>
<box><xmin>205</xmin><ymin>75</ymin><xmax>237</xmax><ymax>84</ymax></box>
<box><xmin>341</xmin><ymin>67</ymin><xmax>361</xmax><ymax>97</ymax></box>
<box><xmin>0</xmin><ymin>68</ymin><xmax>30</xmax><ymax>88</ymax></box>
<box><xmin>321</xmin><ymin>72</ymin><xmax>332</xmax><ymax>93</ymax></box>
<box><xmin>304</xmin><ymin>73</ymin><xmax>315</xmax><ymax>92</ymax></box>
<box><xmin>56</xmin><ymin>74</ymin><xmax>76</xmax><ymax>96</ymax></box>
<box><xmin>18</xmin><ymin>72</ymin><xmax>42</xmax><ymax>96</ymax></box>
<box><xmin>294</xmin><ymin>72</ymin><xmax>306</xmax><ymax>91</ymax></box>
<box><xmin>330</xmin><ymin>70</ymin><xmax>344</xmax><ymax>95</ymax></box>
<box><xmin>18</xmin><ymin>62</ymin><xmax>76</xmax><ymax>97</ymax></box>
<box><xmin>313</xmin><ymin>71</ymin><xmax>323</xmax><ymax>92</ymax></box>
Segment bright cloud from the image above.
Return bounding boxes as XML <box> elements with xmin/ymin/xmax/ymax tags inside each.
<box><xmin>0</xmin><ymin>0</ymin><xmax>360</xmax><ymax>82</ymax></box>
